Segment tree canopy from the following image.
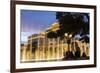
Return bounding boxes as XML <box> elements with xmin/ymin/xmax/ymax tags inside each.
<box><xmin>56</xmin><ymin>12</ymin><xmax>89</xmax><ymax>37</ymax></box>
<box><xmin>47</xmin><ymin>12</ymin><xmax>89</xmax><ymax>39</ymax></box>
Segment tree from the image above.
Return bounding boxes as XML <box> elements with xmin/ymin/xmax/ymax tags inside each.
<box><xmin>47</xmin><ymin>31</ymin><xmax>57</xmax><ymax>38</ymax></box>
<box><xmin>56</xmin><ymin>12</ymin><xmax>89</xmax><ymax>38</ymax></box>
<box><xmin>79</xmin><ymin>35</ymin><xmax>89</xmax><ymax>43</ymax></box>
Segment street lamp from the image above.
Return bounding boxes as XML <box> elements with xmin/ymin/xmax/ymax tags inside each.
<box><xmin>63</xmin><ymin>33</ymin><xmax>73</xmax><ymax>60</ymax></box>
<box><xmin>69</xmin><ymin>34</ymin><xmax>72</xmax><ymax>38</ymax></box>
<box><xmin>64</xmin><ymin>33</ymin><xmax>68</xmax><ymax>37</ymax></box>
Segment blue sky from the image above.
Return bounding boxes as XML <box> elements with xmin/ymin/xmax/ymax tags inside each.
<box><xmin>20</xmin><ymin>10</ymin><xmax>89</xmax><ymax>43</ymax></box>
<box><xmin>21</xmin><ymin>10</ymin><xmax>57</xmax><ymax>43</ymax></box>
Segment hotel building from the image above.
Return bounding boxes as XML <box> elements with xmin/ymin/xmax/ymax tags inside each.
<box><xmin>21</xmin><ymin>22</ymin><xmax>89</xmax><ymax>62</ymax></box>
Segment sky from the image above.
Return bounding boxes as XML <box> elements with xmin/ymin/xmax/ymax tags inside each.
<box><xmin>21</xmin><ymin>10</ymin><xmax>57</xmax><ymax>43</ymax></box>
<box><xmin>20</xmin><ymin>10</ymin><xmax>89</xmax><ymax>44</ymax></box>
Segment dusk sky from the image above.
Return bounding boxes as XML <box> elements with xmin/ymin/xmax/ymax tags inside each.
<box><xmin>21</xmin><ymin>10</ymin><xmax>57</xmax><ymax>43</ymax></box>
<box><xmin>21</xmin><ymin>10</ymin><xmax>89</xmax><ymax>43</ymax></box>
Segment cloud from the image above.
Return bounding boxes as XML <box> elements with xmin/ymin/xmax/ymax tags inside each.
<box><xmin>21</xmin><ymin>32</ymin><xmax>33</xmax><ymax>43</ymax></box>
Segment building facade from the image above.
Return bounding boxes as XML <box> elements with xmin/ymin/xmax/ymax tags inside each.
<box><xmin>21</xmin><ymin>22</ymin><xmax>89</xmax><ymax>62</ymax></box>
